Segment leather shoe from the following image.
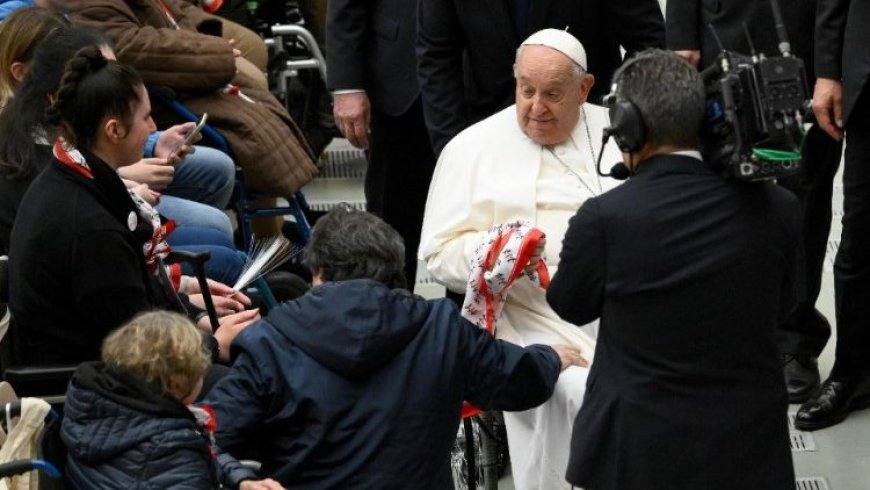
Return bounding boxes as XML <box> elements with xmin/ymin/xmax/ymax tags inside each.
<box><xmin>794</xmin><ymin>377</ymin><xmax>870</xmax><ymax>431</ymax></box>
<box><xmin>782</xmin><ymin>355</ymin><xmax>820</xmax><ymax>403</ymax></box>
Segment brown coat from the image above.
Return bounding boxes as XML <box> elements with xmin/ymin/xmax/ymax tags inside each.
<box><xmin>69</xmin><ymin>0</ymin><xmax>318</xmax><ymax>196</ymax></box>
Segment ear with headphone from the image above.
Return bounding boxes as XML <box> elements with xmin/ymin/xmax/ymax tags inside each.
<box><xmin>596</xmin><ymin>54</ymin><xmax>652</xmax><ymax>180</ymax></box>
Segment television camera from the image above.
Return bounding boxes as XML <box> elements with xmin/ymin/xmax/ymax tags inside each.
<box><xmin>700</xmin><ymin>0</ymin><xmax>810</xmax><ymax>181</ymax></box>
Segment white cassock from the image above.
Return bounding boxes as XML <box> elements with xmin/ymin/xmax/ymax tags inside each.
<box><xmin>419</xmin><ymin>103</ymin><xmax>622</xmax><ymax>490</ymax></box>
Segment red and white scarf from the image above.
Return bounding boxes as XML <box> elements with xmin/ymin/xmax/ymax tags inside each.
<box><xmin>462</xmin><ymin>221</ymin><xmax>550</xmax><ymax>335</ymax></box>
<box><xmin>53</xmin><ymin>139</ymin><xmax>182</xmax><ymax>289</ymax></box>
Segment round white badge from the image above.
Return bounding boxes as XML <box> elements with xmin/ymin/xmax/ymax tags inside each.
<box><xmin>127</xmin><ymin>211</ymin><xmax>138</xmax><ymax>231</ymax></box>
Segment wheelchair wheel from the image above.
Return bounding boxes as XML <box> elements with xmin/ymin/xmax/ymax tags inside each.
<box><xmin>451</xmin><ymin>412</ymin><xmax>507</xmax><ymax>490</ymax></box>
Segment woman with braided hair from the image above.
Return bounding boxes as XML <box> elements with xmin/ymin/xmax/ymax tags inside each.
<box><xmin>6</xmin><ymin>45</ymin><xmax>259</xmax><ymax>368</ymax></box>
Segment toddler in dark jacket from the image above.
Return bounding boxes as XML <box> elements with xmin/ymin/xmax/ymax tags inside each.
<box><xmin>61</xmin><ymin>310</ymin><xmax>283</xmax><ymax>490</ymax></box>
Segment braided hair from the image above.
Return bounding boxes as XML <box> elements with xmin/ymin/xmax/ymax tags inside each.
<box><xmin>47</xmin><ymin>45</ymin><xmax>143</xmax><ymax>151</ymax></box>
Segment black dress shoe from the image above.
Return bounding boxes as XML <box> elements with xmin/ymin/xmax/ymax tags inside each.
<box><xmin>794</xmin><ymin>377</ymin><xmax>870</xmax><ymax>431</ymax></box>
<box><xmin>782</xmin><ymin>355</ymin><xmax>820</xmax><ymax>403</ymax></box>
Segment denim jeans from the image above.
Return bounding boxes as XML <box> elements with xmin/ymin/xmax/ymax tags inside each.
<box><xmin>165</xmin><ymin>145</ymin><xmax>235</xmax><ymax>210</ymax></box>
<box><xmin>168</xmin><ymin>227</ymin><xmax>244</xmax><ymax>285</ymax></box>
<box><xmin>157</xmin><ymin>195</ymin><xmax>234</xmax><ymax>239</ymax></box>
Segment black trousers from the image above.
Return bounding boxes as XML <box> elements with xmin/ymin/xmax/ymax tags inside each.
<box><xmin>367</xmin><ymin>97</ymin><xmax>437</xmax><ymax>289</ymax></box>
<box><xmin>776</xmin><ymin>124</ymin><xmax>843</xmax><ymax>358</ymax></box>
<box><xmin>832</xmin><ymin>87</ymin><xmax>870</xmax><ymax>380</ymax></box>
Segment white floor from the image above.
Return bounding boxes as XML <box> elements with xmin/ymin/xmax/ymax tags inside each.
<box><xmin>308</xmin><ymin>140</ymin><xmax>870</xmax><ymax>490</ymax></box>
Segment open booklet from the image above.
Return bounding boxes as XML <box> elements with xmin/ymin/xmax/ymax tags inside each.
<box><xmin>232</xmin><ymin>235</ymin><xmax>303</xmax><ymax>291</ymax></box>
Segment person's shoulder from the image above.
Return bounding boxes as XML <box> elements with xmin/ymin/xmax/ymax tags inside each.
<box><xmin>443</xmin><ymin>105</ymin><xmax>521</xmax><ymax>152</ymax></box>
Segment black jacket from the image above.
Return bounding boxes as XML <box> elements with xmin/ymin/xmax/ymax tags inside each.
<box><xmin>8</xmin><ymin>153</ymin><xmax>171</xmax><ymax>365</ymax></box>
<box><xmin>416</xmin><ymin>0</ymin><xmax>665</xmax><ymax>154</ymax></box>
<box><xmin>666</xmin><ymin>0</ymin><xmax>817</xmax><ymax>74</ymax></box>
<box><xmin>815</xmin><ymin>0</ymin><xmax>870</xmax><ymax>125</ymax></box>
<box><xmin>548</xmin><ymin>154</ymin><xmax>799</xmax><ymax>489</ymax></box>
<box><xmin>326</xmin><ymin>0</ymin><xmax>419</xmax><ymax>117</ymax></box>
<box><xmin>205</xmin><ymin>279</ymin><xmax>561</xmax><ymax>489</ymax></box>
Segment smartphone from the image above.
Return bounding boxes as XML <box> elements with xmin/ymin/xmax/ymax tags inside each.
<box><xmin>169</xmin><ymin>113</ymin><xmax>208</xmax><ymax>158</ymax></box>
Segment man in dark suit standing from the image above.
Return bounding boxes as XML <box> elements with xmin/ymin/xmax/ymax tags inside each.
<box><xmin>416</xmin><ymin>0</ymin><xmax>666</xmax><ymax>155</ymax></box>
<box><xmin>667</xmin><ymin>0</ymin><xmax>844</xmax><ymax>404</ymax></box>
<box><xmin>326</xmin><ymin>0</ymin><xmax>436</xmax><ymax>287</ymax></box>
<box><xmin>547</xmin><ymin>50</ymin><xmax>798</xmax><ymax>489</ymax></box>
<box><xmin>795</xmin><ymin>0</ymin><xmax>870</xmax><ymax>430</ymax></box>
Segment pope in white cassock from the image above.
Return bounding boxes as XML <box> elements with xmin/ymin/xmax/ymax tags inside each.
<box><xmin>418</xmin><ymin>29</ymin><xmax>623</xmax><ymax>490</ymax></box>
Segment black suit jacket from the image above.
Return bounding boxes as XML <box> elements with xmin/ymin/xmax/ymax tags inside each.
<box><xmin>666</xmin><ymin>0</ymin><xmax>817</xmax><ymax>75</ymax></box>
<box><xmin>548</xmin><ymin>155</ymin><xmax>799</xmax><ymax>489</ymax></box>
<box><xmin>815</xmin><ymin>0</ymin><xmax>870</xmax><ymax>125</ymax></box>
<box><xmin>326</xmin><ymin>0</ymin><xmax>419</xmax><ymax>116</ymax></box>
<box><xmin>416</xmin><ymin>0</ymin><xmax>665</xmax><ymax>154</ymax></box>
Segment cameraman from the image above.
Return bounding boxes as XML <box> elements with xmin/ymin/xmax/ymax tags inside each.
<box><xmin>667</xmin><ymin>0</ymin><xmax>843</xmax><ymax>404</ymax></box>
<box><xmin>547</xmin><ymin>50</ymin><xmax>798</xmax><ymax>489</ymax></box>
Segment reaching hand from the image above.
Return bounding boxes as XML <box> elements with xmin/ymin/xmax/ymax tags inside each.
<box><xmin>154</xmin><ymin>123</ymin><xmax>200</xmax><ymax>164</ymax></box>
<box><xmin>239</xmin><ymin>479</ymin><xmax>286</xmax><ymax>490</ymax></box>
<box><xmin>551</xmin><ymin>344</ymin><xmax>589</xmax><ymax>371</ymax></box>
<box><xmin>186</xmin><ymin>278</ymin><xmax>252</xmax><ymax>316</ymax></box>
<box><xmin>523</xmin><ymin>236</ymin><xmax>547</xmax><ymax>274</ymax></box>
<box><xmin>673</xmin><ymin>49</ymin><xmax>700</xmax><ymax>68</ymax></box>
<box><xmin>333</xmin><ymin>91</ymin><xmax>371</xmax><ymax>150</ymax></box>
<box><xmin>812</xmin><ymin>77</ymin><xmax>844</xmax><ymax>140</ymax></box>
<box><xmin>210</xmin><ymin>309</ymin><xmax>261</xmax><ymax>362</ymax></box>
<box><xmin>118</xmin><ymin>158</ymin><xmax>175</xmax><ymax>190</ymax></box>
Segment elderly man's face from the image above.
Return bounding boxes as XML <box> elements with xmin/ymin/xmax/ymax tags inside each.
<box><xmin>514</xmin><ymin>45</ymin><xmax>594</xmax><ymax>146</ymax></box>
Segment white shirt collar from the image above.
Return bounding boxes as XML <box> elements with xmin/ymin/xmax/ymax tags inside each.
<box><xmin>670</xmin><ymin>150</ymin><xmax>703</xmax><ymax>161</ymax></box>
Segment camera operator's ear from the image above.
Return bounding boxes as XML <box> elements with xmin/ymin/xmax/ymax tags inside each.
<box><xmin>607</xmin><ymin>100</ymin><xmax>646</xmax><ymax>153</ymax></box>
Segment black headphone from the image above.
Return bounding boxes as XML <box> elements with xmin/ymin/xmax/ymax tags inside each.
<box><xmin>596</xmin><ymin>54</ymin><xmax>655</xmax><ymax>179</ymax></box>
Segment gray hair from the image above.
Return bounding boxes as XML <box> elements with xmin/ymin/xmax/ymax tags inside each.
<box><xmin>514</xmin><ymin>45</ymin><xmax>586</xmax><ymax>79</ymax></box>
<box><xmin>303</xmin><ymin>206</ymin><xmax>407</xmax><ymax>289</ymax></box>
<box><xmin>614</xmin><ymin>49</ymin><xmax>705</xmax><ymax>148</ymax></box>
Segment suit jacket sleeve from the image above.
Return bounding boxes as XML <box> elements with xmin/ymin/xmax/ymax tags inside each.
<box><xmin>416</xmin><ymin>0</ymin><xmax>470</xmax><ymax>155</ymax></box>
<box><xmin>325</xmin><ymin>0</ymin><xmax>369</xmax><ymax>91</ymax></box>
<box><xmin>70</xmin><ymin>2</ymin><xmax>236</xmax><ymax>91</ymax></box>
<box><xmin>665</xmin><ymin>0</ymin><xmax>701</xmax><ymax>51</ymax></box>
<box><xmin>606</xmin><ymin>0</ymin><xmax>666</xmax><ymax>56</ymax></box>
<box><xmin>815</xmin><ymin>0</ymin><xmax>850</xmax><ymax>79</ymax></box>
<box><xmin>459</xmin><ymin>316</ymin><xmax>561</xmax><ymax>411</ymax></box>
<box><xmin>546</xmin><ymin>199</ymin><xmax>606</xmax><ymax>326</ymax></box>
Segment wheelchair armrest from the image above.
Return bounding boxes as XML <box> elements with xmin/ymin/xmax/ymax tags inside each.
<box><xmin>3</xmin><ymin>365</ymin><xmax>77</xmax><ymax>383</ymax></box>
<box><xmin>0</xmin><ymin>459</ymin><xmax>61</xmax><ymax>479</ymax></box>
<box><xmin>3</xmin><ymin>365</ymin><xmax>76</xmax><ymax>400</ymax></box>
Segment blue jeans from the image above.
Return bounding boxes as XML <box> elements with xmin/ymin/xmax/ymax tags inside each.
<box><xmin>168</xmin><ymin>227</ymin><xmax>244</xmax><ymax>285</ymax></box>
<box><xmin>165</xmin><ymin>145</ymin><xmax>235</xmax><ymax>209</ymax></box>
<box><xmin>157</xmin><ymin>196</ymin><xmax>234</xmax><ymax>238</ymax></box>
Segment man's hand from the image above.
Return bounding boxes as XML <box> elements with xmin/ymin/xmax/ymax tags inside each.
<box><xmin>551</xmin><ymin>344</ymin><xmax>589</xmax><ymax>371</ymax></box>
<box><xmin>523</xmin><ymin>236</ymin><xmax>547</xmax><ymax>274</ymax></box>
<box><xmin>333</xmin><ymin>91</ymin><xmax>371</xmax><ymax>150</ymax></box>
<box><xmin>240</xmin><ymin>479</ymin><xmax>286</xmax><ymax>490</ymax></box>
<box><xmin>673</xmin><ymin>50</ymin><xmax>700</xmax><ymax>68</ymax></box>
<box><xmin>812</xmin><ymin>77</ymin><xmax>845</xmax><ymax>140</ymax></box>
<box><xmin>118</xmin><ymin>158</ymin><xmax>175</xmax><ymax>190</ymax></box>
<box><xmin>154</xmin><ymin>123</ymin><xmax>200</xmax><ymax>164</ymax></box>
<box><xmin>209</xmin><ymin>309</ymin><xmax>261</xmax><ymax>362</ymax></box>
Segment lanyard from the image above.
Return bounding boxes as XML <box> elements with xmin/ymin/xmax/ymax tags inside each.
<box><xmin>156</xmin><ymin>0</ymin><xmax>181</xmax><ymax>30</ymax></box>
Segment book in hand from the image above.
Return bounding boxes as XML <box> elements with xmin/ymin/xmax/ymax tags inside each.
<box><xmin>232</xmin><ymin>235</ymin><xmax>303</xmax><ymax>291</ymax></box>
